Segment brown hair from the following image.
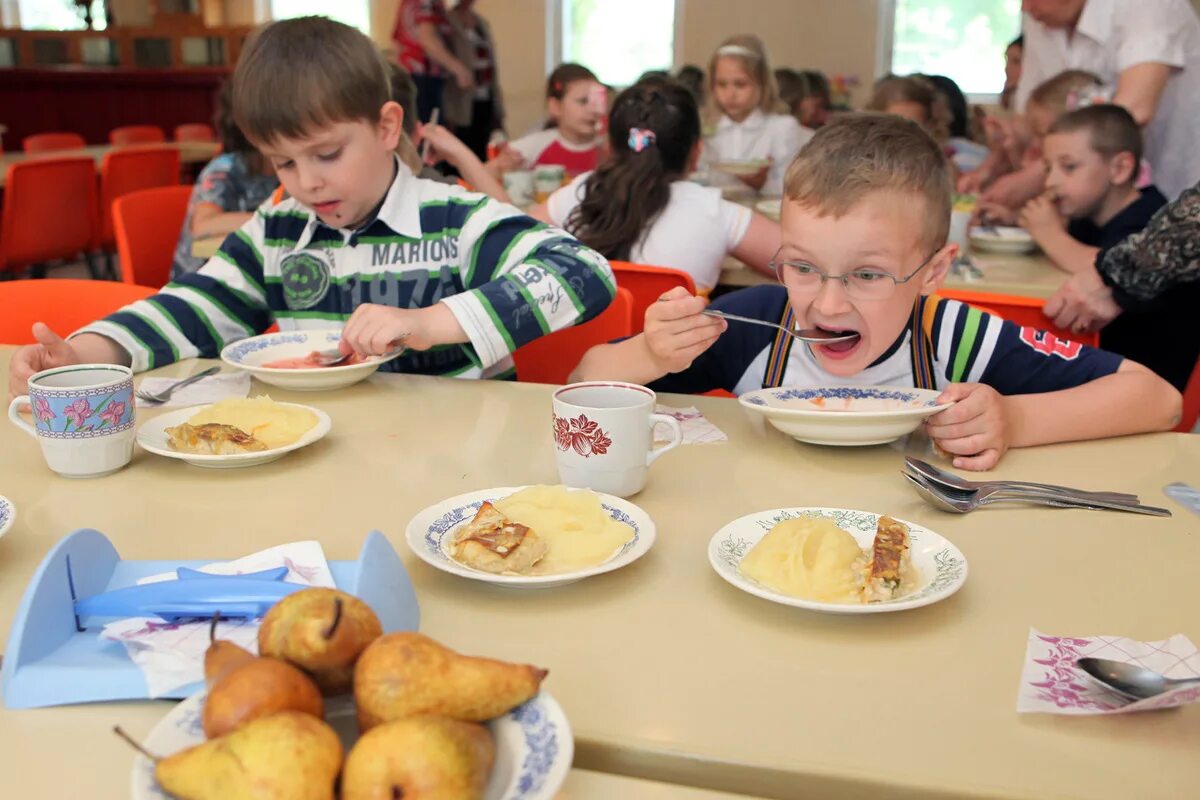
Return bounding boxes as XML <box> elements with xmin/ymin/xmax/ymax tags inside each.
<box><xmin>1028</xmin><ymin>69</ymin><xmax>1102</xmax><ymax>116</ymax></box>
<box><xmin>784</xmin><ymin>113</ymin><xmax>953</xmax><ymax>252</ymax></box>
<box><xmin>867</xmin><ymin>75</ymin><xmax>951</xmax><ymax>143</ymax></box>
<box><xmin>386</xmin><ymin>62</ymin><xmax>423</xmax><ymax>175</ymax></box>
<box><xmin>546</xmin><ymin>62</ymin><xmax>598</xmax><ymax>100</ymax></box>
<box><xmin>1048</xmin><ymin>104</ymin><xmax>1143</xmax><ymax>167</ymax></box>
<box><xmin>708</xmin><ymin>34</ymin><xmax>780</xmax><ymax>114</ymax></box>
<box><xmin>232</xmin><ymin>16</ymin><xmax>391</xmax><ymax>145</ymax></box>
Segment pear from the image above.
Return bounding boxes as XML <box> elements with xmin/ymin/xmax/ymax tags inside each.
<box><xmin>354</xmin><ymin>633</ymin><xmax>547</xmax><ymax>731</ymax></box>
<box><xmin>341</xmin><ymin>716</ymin><xmax>495</xmax><ymax>800</ymax></box>
<box><xmin>258</xmin><ymin>588</ymin><xmax>383</xmax><ymax>695</ymax></box>
<box><xmin>203</xmin><ymin>612</ymin><xmax>255</xmax><ymax>688</ymax></box>
<box><xmin>116</xmin><ymin>711</ymin><xmax>342</xmax><ymax>800</ymax></box>
<box><xmin>203</xmin><ymin>656</ymin><xmax>324</xmax><ymax>739</ymax></box>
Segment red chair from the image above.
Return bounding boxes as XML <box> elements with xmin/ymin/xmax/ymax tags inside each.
<box><xmin>936</xmin><ymin>288</ymin><xmax>1100</xmax><ymax>348</ymax></box>
<box><xmin>0</xmin><ymin>279</ymin><xmax>157</xmax><ymax>344</ymax></box>
<box><xmin>23</xmin><ymin>132</ymin><xmax>86</xmax><ymax>154</ymax></box>
<box><xmin>1176</xmin><ymin>358</ymin><xmax>1200</xmax><ymax>433</ymax></box>
<box><xmin>113</xmin><ymin>185</ymin><xmax>193</xmax><ymax>288</ymax></box>
<box><xmin>109</xmin><ymin>125</ymin><xmax>166</xmax><ymax>146</ymax></box>
<box><xmin>513</xmin><ymin>288</ymin><xmax>634</xmax><ymax>384</ymax></box>
<box><xmin>98</xmin><ymin>147</ymin><xmax>182</xmax><ymax>250</ymax></box>
<box><xmin>610</xmin><ymin>261</ymin><xmax>697</xmax><ymax>334</ymax></box>
<box><xmin>0</xmin><ymin>157</ymin><xmax>100</xmax><ymax>279</ymax></box>
<box><xmin>173</xmin><ymin>123</ymin><xmax>216</xmax><ymax>143</ymax></box>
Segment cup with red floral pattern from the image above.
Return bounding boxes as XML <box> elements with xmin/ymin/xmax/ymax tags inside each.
<box><xmin>8</xmin><ymin>364</ymin><xmax>135</xmax><ymax>478</ymax></box>
<box><xmin>551</xmin><ymin>381</ymin><xmax>682</xmax><ymax>498</ymax></box>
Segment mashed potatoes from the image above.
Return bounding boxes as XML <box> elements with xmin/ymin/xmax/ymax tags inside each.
<box><xmin>493</xmin><ymin>485</ymin><xmax>634</xmax><ymax>574</ymax></box>
<box><xmin>739</xmin><ymin>517</ymin><xmax>865</xmax><ymax>603</ymax></box>
<box><xmin>187</xmin><ymin>396</ymin><xmax>317</xmax><ymax>450</ymax></box>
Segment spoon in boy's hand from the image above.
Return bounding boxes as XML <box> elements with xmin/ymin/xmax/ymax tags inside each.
<box><xmin>701</xmin><ymin>309</ymin><xmax>859</xmax><ymax>344</ymax></box>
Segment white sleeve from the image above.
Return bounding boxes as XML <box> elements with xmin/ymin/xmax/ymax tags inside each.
<box><xmin>1114</xmin><ymin>0</ymin><xmax>1190</xmax><ymax>71</ymax></box>
<box><xmin>719</xmin><ymin>199</ymin><xmax>753</xmax><ymax>251</ymax></box>
<box><xmin>508</xmin><ymin>129</ymin><xmax>553</xmax><ymax>167</ymax></box>
<box><xmin>766</xmin><ymin>115</ymin><xmax>807</xmax><ymax>196</ymax></box>
<box><xmin>546</xmin><ymin>172</ymin><xmax>589</xmax><ymax>228</ymax></box>
<box><xmin>1015</xmin><ymin>15</ymin><xmax>1051</xmax><ymax>112</ymax></box>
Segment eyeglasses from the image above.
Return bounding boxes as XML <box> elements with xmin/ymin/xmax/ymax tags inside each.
<box><xmin>770</xmin><ymin>250</ymin><xmax>939</xmax><ymax>301</ymax></box>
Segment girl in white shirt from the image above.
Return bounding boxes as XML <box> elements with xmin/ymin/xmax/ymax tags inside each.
<box><xmin>702</xmin><ymin>35</ymin><xmax>811</xmax><ymax>196</ymax></box>
<box><xmin>531</xmin><ymin>77</ymin><xmax>780</xmax><ymax>294</ymax></box>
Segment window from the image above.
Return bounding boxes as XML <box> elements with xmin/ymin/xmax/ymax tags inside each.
<box><xmin>16</xmin><ymin>0</ymin><xmax>107</xmax><ymax>30</ymax></box>
<box><xmin>560</xmin><ymin>0</ymin><xmax>677</xmax><ymax>87</ymax></box>
<box><xmin>887</xmin><ymin>0</ymin><xmax>1020</xmax><ymax>96</ymax></box>
<box><xmin>270</xmin><ymin>0</ymin><xmax>370</xmax><ymax>35</ymax></box>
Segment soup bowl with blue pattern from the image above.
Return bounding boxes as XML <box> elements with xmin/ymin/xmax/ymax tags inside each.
<box><xmin>738</xmin><ymin>385</ymin><xmax>952</xmax><ymax>446</ymax></box>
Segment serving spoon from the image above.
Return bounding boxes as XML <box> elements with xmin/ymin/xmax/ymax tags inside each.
<box><xmin>1075</xmin><ymin>657</ymin><xmax>1200</xmax><ymax>702</ymax></box>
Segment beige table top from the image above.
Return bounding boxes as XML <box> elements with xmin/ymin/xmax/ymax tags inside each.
<box><xmin>1</xmin><ymin>350</ymin><xmax>1198</xmax><ymax>799</ymax></box>
<box><xmin>0</xmin><ymin>141</ymin><xmax>219</xmax><ymax>187</ymax></box>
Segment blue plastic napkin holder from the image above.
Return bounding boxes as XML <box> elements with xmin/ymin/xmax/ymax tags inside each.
<box><xmin>2</xmin><ymin>528</ymin><xmax>419</xmax><ymax>709</ymax></box>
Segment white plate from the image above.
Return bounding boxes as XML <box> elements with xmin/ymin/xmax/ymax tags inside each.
<box><xmin>708</xmin><ymin>507</ymin><xmax>968</xmax><ymax>614</ymax></box>
<box><xmin>221</xmin><ymin>329</ymin><xmax>403</xmax><ymax>391</ymax></box>
<box><xmin>969</xmin><ymin>226</ymin><xmax>1038</xmax><ymax>254</ymax></box>
<box><xmin>739</xmin><ymin>385</ymin><xmax>952</xmax><ymax>446</ymax></box>
<box><xmin>754</xmin><ymin>198</ymin><xmax>782</xmax><ymax>218</ymax></box>
<box><xmin>131</xmin><ymin>690</ymin><xmax>573</xmax><ymax>800</ymax></box>
<box><xmin>714</xmin><ymin>159</ymin><xmax>770</xmax><ymax>176</ymax></box>
<box><xmin>0</xmin><ymin>495</ymin><xmax>14</xmax><ymax>540</ymax></box>
<box><xmin>136</xmin><ymin>402</ymin><xmax>331</xmax><ymax>468</ymax></box>
<box><xmin>406</xmin><ymin>486</ymin><xmax>655</xmax><ymax>589</ymax></box>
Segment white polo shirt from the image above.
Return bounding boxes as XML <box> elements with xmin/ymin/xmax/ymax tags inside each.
<box><xmin>1015</xmin><ymin>0</ymin><xmax>1200</xmax><ymax>200</ymax></box>
<box><xmin>701</xmin><ymin>110</ymin><xmax>813</xmax><ymax>196</ymax></box>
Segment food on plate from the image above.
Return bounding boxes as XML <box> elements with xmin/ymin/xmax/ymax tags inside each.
<box><xmin>261</xmin><ymin>351</ymin><xmax>367</xmax><ymax>369</ymax></box>
<box><xmin>258</xmin><ymin>588</ymin><xmax>384</xmax><ymax>696</ymax></box>
<box><xmin>183</xmin><ymin>396</ymin><xmax>318</xmax><ymax>450</ymax></box>
<box><xmin>491</xmin><ymin>485</ymin><xmax>633</xmax><ymax>573</ymax></box>
<box><xmin>354</xmin><ymin>632</ymin><xmax>547</xmax><ymax>731</ymax></box>
<box><xmin>739</xmin><ymin>515</ymin><xmax>917</xmax><ymax>604</ymax></box>
<box><xmin>341</xmin><ymin>716</ymin><xmax>495</xmax><ymax>800</ymax></box>
<box><xmin>202</xmin><ymin>655</ymin><xmax>324</xmax><ymax>739</ymax></box>
<box><xmin>203</xmin><ymin>615</ymin><xmax>254</xmax><ymax>688</ymax></box>
<box><xmin>451</xmin><ymin>501</ymin><xmax>550</xmax><ymax>575</ymax></box>
<box><xmin>165</xmin><ymin>422</ymin><xmax>268</xmax><ymax>455</ymax></box>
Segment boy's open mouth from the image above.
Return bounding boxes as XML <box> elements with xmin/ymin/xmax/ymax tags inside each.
<box><xmin>812</xmin><ymin>326</ymin><xmax>861</xmax><ymax>358</ymax></box>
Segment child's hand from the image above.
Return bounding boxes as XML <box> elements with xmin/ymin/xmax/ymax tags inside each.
<box><xmin>8</xmin><ymin>323</ymin><xmax>83</xmax><ymax>400</ymax></box>
<box><xmin>643</xmin><ymin>287</ymin><xmax>726</xmax><ymax>374</ymax></box>
<box><xmin>973</xmin><ymin>201</ymin><xmax>1017</xmax><ymax>227</ymax></box>
<box><xmin>486</xmin><ymin>146</ymin><xmax>524</xmax><ymax>176</ymax></box>
<box><xmin>1017</xmin><ymin>193</ymin><xmax>1064</xmax><ymax>240</ymax></box>
<box><xmin>924</xmin><ymin>383</ymin><xmax>1010</xmax><ymax>471</ymax></box>
<box><xmin>416</xmin><ymin>123</ymin><xmax>469</xmax><ymax>167</ymax></box>
<box><xmin>338</xmin><ymin>304</ymin><xmax>432</xmax><ymax>356</ymax></box>
<box><xmin>736</xmin><ymin>162</ymin><xmax>771</xmax><ymax>191</ymax></box>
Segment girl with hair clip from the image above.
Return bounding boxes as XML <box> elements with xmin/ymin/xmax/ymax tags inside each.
<box><xmin>701</xmin><ymin>35</ymin><xmax>811</xmax><ymax>196</ymax></box>
<box><xmin>529</xmin><ymin>78</ymin><xmax>780</xmax><ymax>294</ymax></box>
<box><xmin>497</xmin><ymin>63</ymin><xmax>606</xmax><ymax>177</ymax></box>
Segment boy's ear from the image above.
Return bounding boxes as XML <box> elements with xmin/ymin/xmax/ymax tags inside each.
<box><xmin>920</xmin><ymin>242</ymin><xmax>957</xmax><ymax>295</ymax></box>
<box><xmin>1108</xmin><ymin>150</ymin><xmax>1137</xmax><ymax>186</ymax></box>
<box><xmin>378</xmin><ymin>101</ymin><xmax>404</xmax><ymax>150</ymax></box>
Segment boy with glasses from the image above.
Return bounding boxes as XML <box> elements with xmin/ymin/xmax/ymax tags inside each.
<box><xmin>571</xmin><ymin>114</ymin><xmax>1180</xmax><ymax>470</ymax></box>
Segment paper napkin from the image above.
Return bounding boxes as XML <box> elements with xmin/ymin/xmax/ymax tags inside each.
<box><xmin>654</xmin><ymin>404</ymin><xmax>728</xmax><ymax>445</ymax></box>
<box><xmin>133</xmin><ymin>371</ymin><xmax>250</xmax><ymax>408</ymax></box>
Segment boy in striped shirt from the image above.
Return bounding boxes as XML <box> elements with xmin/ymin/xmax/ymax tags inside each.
<box><xmin>572</xmin><ymin>114</ymin><xmax>1180</xmax><ymax>470</ymax></box>
<box><xmin>7</xmin><ymin>16</ymin><xmax>614</xmax><ymax>393</ymax></box>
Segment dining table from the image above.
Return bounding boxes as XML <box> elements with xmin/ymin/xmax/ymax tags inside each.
<box><xmin>0</xmin><ymin>141</ymin><xmax>220</xmax><ymax>188</ymax></box>
<box><xmin>1</xmin><ymin>348</ymin><xmax>1197</xmax><ymax>799</ymax></box>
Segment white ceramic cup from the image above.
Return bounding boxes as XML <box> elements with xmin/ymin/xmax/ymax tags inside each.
<box><xmin>503</xmin><ymin>169</ymin><xmax>535</xmax><ymax>207</ymax></box>
<box><xmin>8</xmin><ymin>363</ymin><xmax>136</xmax><ymax>478</ymax></box>
<box><xmin>552</xmin><ymin>382</ymin><xmax>683</xmax><ymax>498</ymax></box>
<box><xmin>533</xmin><ymin>164</ymin><xmax>566</xmax><ymax>202</ymax></box>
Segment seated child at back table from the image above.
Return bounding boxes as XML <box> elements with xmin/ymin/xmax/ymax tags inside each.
<box><xmin>571</xmin><ymin>114</ymin><xmax>1182</xmax><ymax>470</ymax></box>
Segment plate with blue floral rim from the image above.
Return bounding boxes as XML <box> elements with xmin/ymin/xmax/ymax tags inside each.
<box><xmin>131</xmin><ymin>690</ymin><xmax>573</xmax><ymax>800</ymax></box>
<box><xmin>708</xmin><ymin>507</ymin><xmax>968</xmax><ymax>614</ymax></box>
<box><xmin>220</xmin><ymin>329</ymin><xmax>404</xmax><ymax>392</ymax></box>
<box><xmin>136</xmin><ymin>402</ymin><xmax>332</xmax><ymax>469</ymax></box>
<box><xmin>406</xmin><ymin>486</ymin><xmax>655</xmax><ymax>589</ymax></box>
<box><xmin>739</xmin><ymin>385</ymin><xmax>952</xmax><ymax>446</ymax></box>
<box><xmin>0</xmin><ymin>495</ymin><xmax>14</xmax><ymax>541</ymax></box>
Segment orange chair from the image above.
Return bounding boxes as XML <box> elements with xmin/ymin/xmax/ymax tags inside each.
<box><xmin>0</xmin><ymin>157</ymin><xmax>100</xmax><ymax>279</ymax></box>
<box><xmin>936</xmin><ymin>288</ymin><xmax>1099</xmax><ymax>348</ymax></box>
<box><xmin>610</xmin><ymin>261</ymin><xmax>697</xmax><ymax>334</ymax></box>
<box><xmin>110</xmin><ymin>125</ymin><xmax>166</xmax><ymax>146</ymax></box>
<box><xmin>1176</xmin><ymin>358</ymin><xmax>1200</xmax><ymax>433</ymax></box>
<box><xmin>23</xmin><ymin>132</ymin><xmax>86</xmax><ymax>154</ymax></box>
<box><xmin>98</xmin><ymin>147</ymin><xmax>182</xmax><ymax>251</ymax></box>
<box><xmin>513</xmin><ymin>288</ymin><xmax>634</xmax><ymax>384</ymax></box>
<box><xmin>0</xmin><ymin>279</ymin><xmax>157</xmax><ymax>344</ymax></box>
<box><xmin>173</xmin><ymin>123</ymin><xmax>216</xmax><ymax>143</ymax></box>
<box><xmin>113</xmin><ymin>185</ymin><xmax>193</xmax><ymax>288</ymax></box>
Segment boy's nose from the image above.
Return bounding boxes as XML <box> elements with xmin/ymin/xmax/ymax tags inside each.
<box><xmin>810</xmin><ymin>276</ymin><xmax>854</xmax><ymax>316</ymax></box>
<box><xmin>295</xmin><ymin>163</ymin><xmax>323</xmax><ymax>193</ymax></box>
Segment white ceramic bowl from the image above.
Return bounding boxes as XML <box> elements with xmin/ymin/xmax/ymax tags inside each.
<box><xmin>406</xmin><ymin>486</ymin><xmax>655</xmax><ymax>589</ymax></box>
<box><xmin>0</xmin><ymin>495</ymin><xmax>14</xmax><ymax>540</ymax></box>
<box><xmin>969</xmin><ymin>226</ymin><xmax>1038</xmax><ymax>254</ymax></box>
<box><xmin>136</xmin><ymin>402</ymin><xmax>331</xmax><ymax>468</ymax></box>
<box><xmin>739</xmin><ymin>385</ymin><xmax>952</xmax><ymax>446</ymax></box>
<box><xmin>220</xmin><ymin>329</ymin><xmax>402</xmax><ymax>391</ymax></box>
<box><xmin>708</xmin><ymin>506</ymin><xmax>968</xmax><ymax>614</ymax></box>
<box><xmin>131</xmin><ymin>690</ymin><xmax>573</xmax><ymax>800</ymax></box>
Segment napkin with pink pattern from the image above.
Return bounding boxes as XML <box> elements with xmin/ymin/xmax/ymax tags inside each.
<box><xmin>653</xmin><ymin>404</ymin><xmax>727</xmax><ymax>445</ymax></box>
<box><xmin>1017</xmin><ymin>628</ymin><xmax>1200</xmax><ymax>714</ymax></box>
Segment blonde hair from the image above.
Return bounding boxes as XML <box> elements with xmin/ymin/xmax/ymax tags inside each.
<box><xmin>1028</xmin><ymin>69</ymin><xmax>1103</xmax><ymax>116</ymax></box>
<box><xmin>867</xmin><ymin>75</ymin><xmax>951</xmax><ymax>143</ymax></box>
<box><xmin>784</xmin><ymin>113</ymin><xmax>952</xmax><ymax>252</ymax></box>
<box><xmin>707</xmin><ymin>34</ymin><xmax>780</xmax><ymax>116</ymax></box>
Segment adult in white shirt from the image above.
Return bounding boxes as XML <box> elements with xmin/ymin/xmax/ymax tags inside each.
<box><xmin>1017</xmin><ymin>0</ymin><xmax>1200</xmax><ymax>201</ymax></box>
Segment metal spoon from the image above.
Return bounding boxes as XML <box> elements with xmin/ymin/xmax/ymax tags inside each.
<box><xmin>701</xmin><ymin>309</ymin><xmax>858</xmax><ymax>344</ymax></box>
<box><xmin>311</xmin><ymin>344</ymin><xmax>407</xmax><ymax>367</ymax></box>
<box><xmin>902</xmin><ymin>472</ymin><xmax>1172</xmax><ymax>516</ymax></box>
<box><xmin>904</xmin><ymin>457</ymin><xmax>1139</xmax><ymax>504</ymax></box>
<box><xmin>1075</xmin><ymin>657</ymin><xmax>1200</xmax><ymax>701</ymax></box>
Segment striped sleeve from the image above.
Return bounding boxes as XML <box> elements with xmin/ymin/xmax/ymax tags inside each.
<box><xmin>440</xmin><ymin>199</ymin><xmax>615</xmax><ymax>368</ymax></box>
<box><xmin>75</xmin><ymin>212</ymin><xmax>274</xmax><ymax>372</ymax></box>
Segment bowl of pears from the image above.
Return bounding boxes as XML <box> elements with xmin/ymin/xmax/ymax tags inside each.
<box><xmin>117</xmin><ymin>588</ymin><xmax>570</xmax><ymax>800</ymax></box>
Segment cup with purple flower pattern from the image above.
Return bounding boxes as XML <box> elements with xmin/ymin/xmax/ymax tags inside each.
<box><xmin>8</xmin><ymin>364</ymin><xmax>135</xmax><ymax>478</ymax></box>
